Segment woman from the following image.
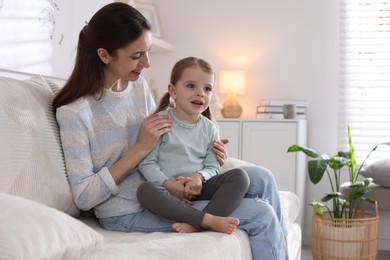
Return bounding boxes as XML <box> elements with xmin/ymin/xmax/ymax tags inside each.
<box><xmin>53</xmin><ymin>3</ymin><xmax>288</xmax><ymax>259</ymax></box>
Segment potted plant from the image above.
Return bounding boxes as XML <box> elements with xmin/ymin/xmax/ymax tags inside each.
<box><xmin>287</xmin><ymin>126</ymin><xmax>390</xmax><ymax>260</ymax></box>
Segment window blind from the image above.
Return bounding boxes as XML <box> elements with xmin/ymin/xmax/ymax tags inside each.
<box><xmin>339</xmin><ymin>0</ymin><xmax>390</xmax><ymax>164</ymax></box>
<box><xmin>0</xmin><ymin>0</ymin><xmax>54</xmax><ymax>75</ymax></box>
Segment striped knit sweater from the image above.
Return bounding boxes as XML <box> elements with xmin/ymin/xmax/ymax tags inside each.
<box><xmin>56</xmin><ymin>76</ymin><xmax>155</xmax><ymax>218</ymax></box>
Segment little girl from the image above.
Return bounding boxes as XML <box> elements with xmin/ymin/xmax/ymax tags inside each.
<box><xmin>137</xmin><ymin>57</ymin><xmax>249</xmax><ymax>234</ymax></box>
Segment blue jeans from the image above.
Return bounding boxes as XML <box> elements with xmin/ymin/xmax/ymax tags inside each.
<box><xmin>99</xmin><ymin>165</ymin><xmax>288</xmax><ymax>259</ymax></box>
<box><xmin>241</xmin><ymin>165</ymin><xmax>289</xmax><ymax>237</ymax></box>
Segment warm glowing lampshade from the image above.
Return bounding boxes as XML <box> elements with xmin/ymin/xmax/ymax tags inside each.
<box><xmin>219</xmin><ymin>70</ymin><xmax>246</xmax><ymax>118</ymax></box>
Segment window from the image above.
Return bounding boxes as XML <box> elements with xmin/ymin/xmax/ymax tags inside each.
<box><xmin>0</xmin><ymin>0</ymin><xmax>59</xmax><ymax>76</ymax></box>
<box><xmin>339</xmin><ymin>0</ymin><xmax>390</xmax><ymax>164</ymax></box>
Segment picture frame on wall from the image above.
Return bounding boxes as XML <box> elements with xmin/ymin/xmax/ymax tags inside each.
<box><xmin>135</xmin><ymin>2</ymin><xmax>163</xmax><ymax>38</ymax></box>
<box><xmin>115</xmin><ymin>0</ymin><xmax>135</xmax><ymax>6</ymax></box>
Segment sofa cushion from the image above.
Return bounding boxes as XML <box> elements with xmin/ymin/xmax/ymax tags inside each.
<box><xmin>221</xmin><ymin>157</ymin><xmax>255</xmax><ymax>171</ymax></box>
<box><xmin>0</xmin><ymin>75</ymin><xmax>78</xmax><ymax>215</ymax></box>
<box><xmin>360</xmin><ymin>157</ymin><xmax>390</xmax><ymax>188</ymax></box>
<box><xmin>0</xmin><ymin>193</ymin><xmax>103</xmax><ymax>259</ymax></box>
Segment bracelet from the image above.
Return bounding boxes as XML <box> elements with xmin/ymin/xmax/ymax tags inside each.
<box><xmin>197</xmin><ymin>172</ymin><xmax>206</xmax><ymax>183</ymax></box>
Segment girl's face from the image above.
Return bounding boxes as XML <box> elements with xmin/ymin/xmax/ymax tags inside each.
<box><xmin>169</xmin><ymin>66</ymin><xmax>214</xmax><ymax>123</ymax></box>
<box><xmin>105</xmin><ymin>30</ymin><xmax>152</xmax><ymax>84</ymax></box>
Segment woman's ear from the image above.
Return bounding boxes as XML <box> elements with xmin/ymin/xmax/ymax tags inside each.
<box><xmin>168</xmin><ymin>83</ymin><xmax>176</xmax><ymax>99</ymax></box>
<box><xmin>97</xmin><ymin>48</ymin><xmax>110</xmax><ymax>65</ymax></box>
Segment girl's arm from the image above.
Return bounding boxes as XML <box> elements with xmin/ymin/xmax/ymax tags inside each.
<box><xmin>184</xmin><ymin>127</ymin><xmax>220</xmax><ymax>198</ymax></box>
<box><xmin>197</xmin><ymin>128</ymin><xmax>221</xmax><ymax>179</ymax></box>
<box><xmin>137</xmin><ymin>136</ymin><xmax>169</xmax><ymax>184</ymax></box>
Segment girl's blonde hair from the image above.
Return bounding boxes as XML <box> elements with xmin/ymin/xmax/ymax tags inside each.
<box><xmin>155</xmin><ymin>57</ymin><xmax>215</xmax><ymax>120</ymax></box>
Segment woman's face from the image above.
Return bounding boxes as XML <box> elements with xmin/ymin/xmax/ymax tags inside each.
<box><xmin>107</xmin><ymin>30</ymin><xmax>152</xmax><ymax>82</ymax></box>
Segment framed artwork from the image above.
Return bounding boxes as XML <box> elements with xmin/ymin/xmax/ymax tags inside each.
<box><xmin>115</xmin><ymin>0</ymin><xmax>135</xmax><ymax>6</ymax></box>
<box><xmin>135</xmin><ymin>2</ymin><xmax>163</xmax><ymax>38</ymax></box>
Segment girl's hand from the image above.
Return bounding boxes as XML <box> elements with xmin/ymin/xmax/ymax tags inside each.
<box><xmin>213</xmin><ymin>139</ymin><xmax>229</xmax><ymax>166</ymax></box>
<box><xmin>163</xmin><ymin>177</ymin><xmax>193</xmax><ymax>205</ymax></box>
<box><xmin>136</xmin><ymin>114</ymin><xmax>172</xmax><ymax>154</ymax></box>
<box><xmin>180</xmin><ymin>173</ymin><xmax>203</xmax><ymax>201</ymax></box>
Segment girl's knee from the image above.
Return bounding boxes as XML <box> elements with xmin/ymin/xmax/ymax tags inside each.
<box><xmin>136</xmin><ymin>182</ymin><xmax>158</xmax><ymax>202</ymax></box>
<box><xmin>237</xmin><ymin>169</ymin><xmax>250</xmax><ymax>190</ymax></box>
<box><xmin>229</xmin><ymin>168</ymin><xmax>250</xmax><ymax>190</ymax></box>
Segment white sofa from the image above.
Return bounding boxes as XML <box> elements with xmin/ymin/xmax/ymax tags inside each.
<box><xmin>0</xmin><ymin>69</ymin><xmax>302</xmax><ymax>260</ymax></box>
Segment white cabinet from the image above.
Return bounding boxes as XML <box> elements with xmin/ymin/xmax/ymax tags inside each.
<box><xmin>218</xmin><ymin>121</ymin><xmax>241</xmax><ymax>159</ymax></box>
<box><xmin>217</xmin><ymin>119</ymin><xmax>307</xmax><ymax>225</ymax></box>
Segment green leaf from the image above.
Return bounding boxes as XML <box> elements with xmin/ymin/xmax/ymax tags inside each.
<box><xmin>308</xmin><ymin>159</ymin><xmax>327</xmax><ymax>184</ymax></box>
<box><xmin>361</xmin><ymin>197</ymin><xmax>376</xmax><ymax>204</ymax></box>
<box><xmin>329</xmin><ymin>156</ymin><xmax>349</xmax><ymax>170</ymax></box>
<box><xmin>349</xmin><ymin>178</ymin><xmax>372</xmax><ymax>188</ymax></box>
<box><xmin>287</xmin><ymin>145</ymin><xmax>320</xmax><ymax>158</ymax></box>
<box><xmin>321</xmin><ymin>192</ymin><xmax>342</xmax><ymax>202</ymax></box>
<box><xmin>375</xmin><ymin>142</ymin><xmax>390</xmax><ymax>149</ymax></box>
<box><xmin>363</xmin><ymin>177</ymin><xmax>373</xmax><ymax>186</ymax></box>
<box><xmin>338</xmin><ymin>151</ymin><xmax>350</xmax><ymax>159</ymax></box>
<box><xmin>348</xmin><ymin>126</ymin><xmax>357</xmax><ymax>178</ymax></box>
<box><xmin>348</xmin><ymin>179</ymin><xmax>373</xmax><ymax>200</ymax></box>
<box><xmin>308</xmin><ymin>201</ymin><xmax>325</xmax><ymax>217</ymax></box>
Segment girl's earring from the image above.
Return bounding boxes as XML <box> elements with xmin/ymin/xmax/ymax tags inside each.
<box><xmin>169</xmin><ymin>97</ymin><xmax>176</xmax><ymax>108</ymax></box>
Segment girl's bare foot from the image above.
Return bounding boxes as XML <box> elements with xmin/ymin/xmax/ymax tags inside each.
<box><xmin>202</xmin><ymin>213</ymin><xmax>239</xmax><ymax>235</ymax></box>
<box><xmin>172</xmin><ymin>222</ymin><xmax>199</xmax><ymax>233</ymax></box>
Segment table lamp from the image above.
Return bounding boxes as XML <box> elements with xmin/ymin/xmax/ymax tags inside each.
<box><xmin>219</xmin><ymin>70</ymin><xmax>246</xmax><ymax>118</ymax></box>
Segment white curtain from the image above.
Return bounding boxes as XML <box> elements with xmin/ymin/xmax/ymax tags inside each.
<box><xmin>339</xmin><ymin>0</ymin><xmax>390</xmax><ymax>163</ymax></box>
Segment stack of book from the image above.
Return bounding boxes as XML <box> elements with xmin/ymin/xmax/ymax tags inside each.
<box><xmin>256</xmin><ymin>99</ymin><xmax>308</xmax><ymax>119</ymax></box>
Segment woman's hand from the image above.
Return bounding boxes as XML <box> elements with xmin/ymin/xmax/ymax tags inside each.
<box><xmin>137</xmin><ymin>114</ymin><xmax>172</xmax><ymax>154</ymax></box>
<box><xmin>109</xmin><ymin>115</ymin><xmax>172</xmax><ymax>184</ymax></box>
<box><xmin>213</xmin><ymin>139</ymin><xmax>229</xmax><ymax>166</ymax></box>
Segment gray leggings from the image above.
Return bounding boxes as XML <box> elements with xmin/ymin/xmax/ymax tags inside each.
<box><xmin>136</xmin><ymin>168</ymin><xmax>250</xmax><ymax>229</ymax></box>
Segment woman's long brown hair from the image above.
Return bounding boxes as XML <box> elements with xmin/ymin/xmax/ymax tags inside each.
<box><xmin>155</xmin><ymin>57</ymin><xmax>214</xmax><ymax>120</ymax></box>
<box><xmin>52</xmin><ymin>3</ymin><xmax>151</xmax><ymax>112</ymax></box>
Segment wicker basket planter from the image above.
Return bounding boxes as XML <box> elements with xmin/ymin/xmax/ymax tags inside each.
<box><xmin>311</xmin><ymin>206</ymin><xmax>379</xmax><ymax>260</ymax></box>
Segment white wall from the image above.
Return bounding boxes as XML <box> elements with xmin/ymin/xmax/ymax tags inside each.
<box><xmin>60</xmin><ymin>0</ymin><xmax>113</xmax><ymax>78</ymax></box>
<box><xmin>149</xmin><ymin>0</ymin><xmax>340</xmax><ymax>245</ymax></box>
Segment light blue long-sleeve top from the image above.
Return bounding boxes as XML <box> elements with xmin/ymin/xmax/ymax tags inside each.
<box><xmin>56</xmin><ymin>76</ymin><xmax>155</xmax><ymax>218</ymax></box>
<box><xmin>138</xmin><ymin>108</ymin><xmax>220</xmax><ymax>185</ymax></box>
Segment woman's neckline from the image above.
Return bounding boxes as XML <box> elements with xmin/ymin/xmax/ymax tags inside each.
<box><xmin>106</xmin><ymin>81</ymin><xmax>133</xmax><ymax>97</ymax></box>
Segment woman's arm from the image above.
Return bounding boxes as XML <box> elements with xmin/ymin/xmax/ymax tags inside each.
<box><xmin>57</xmin><ymin>108</ymin><xmax>171</xmax><ymax>210</ymax></box>
<box><xmin>109</xmin><ymin>114</ymin><xmax>172</xmax><ymax>184</ymax></box>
